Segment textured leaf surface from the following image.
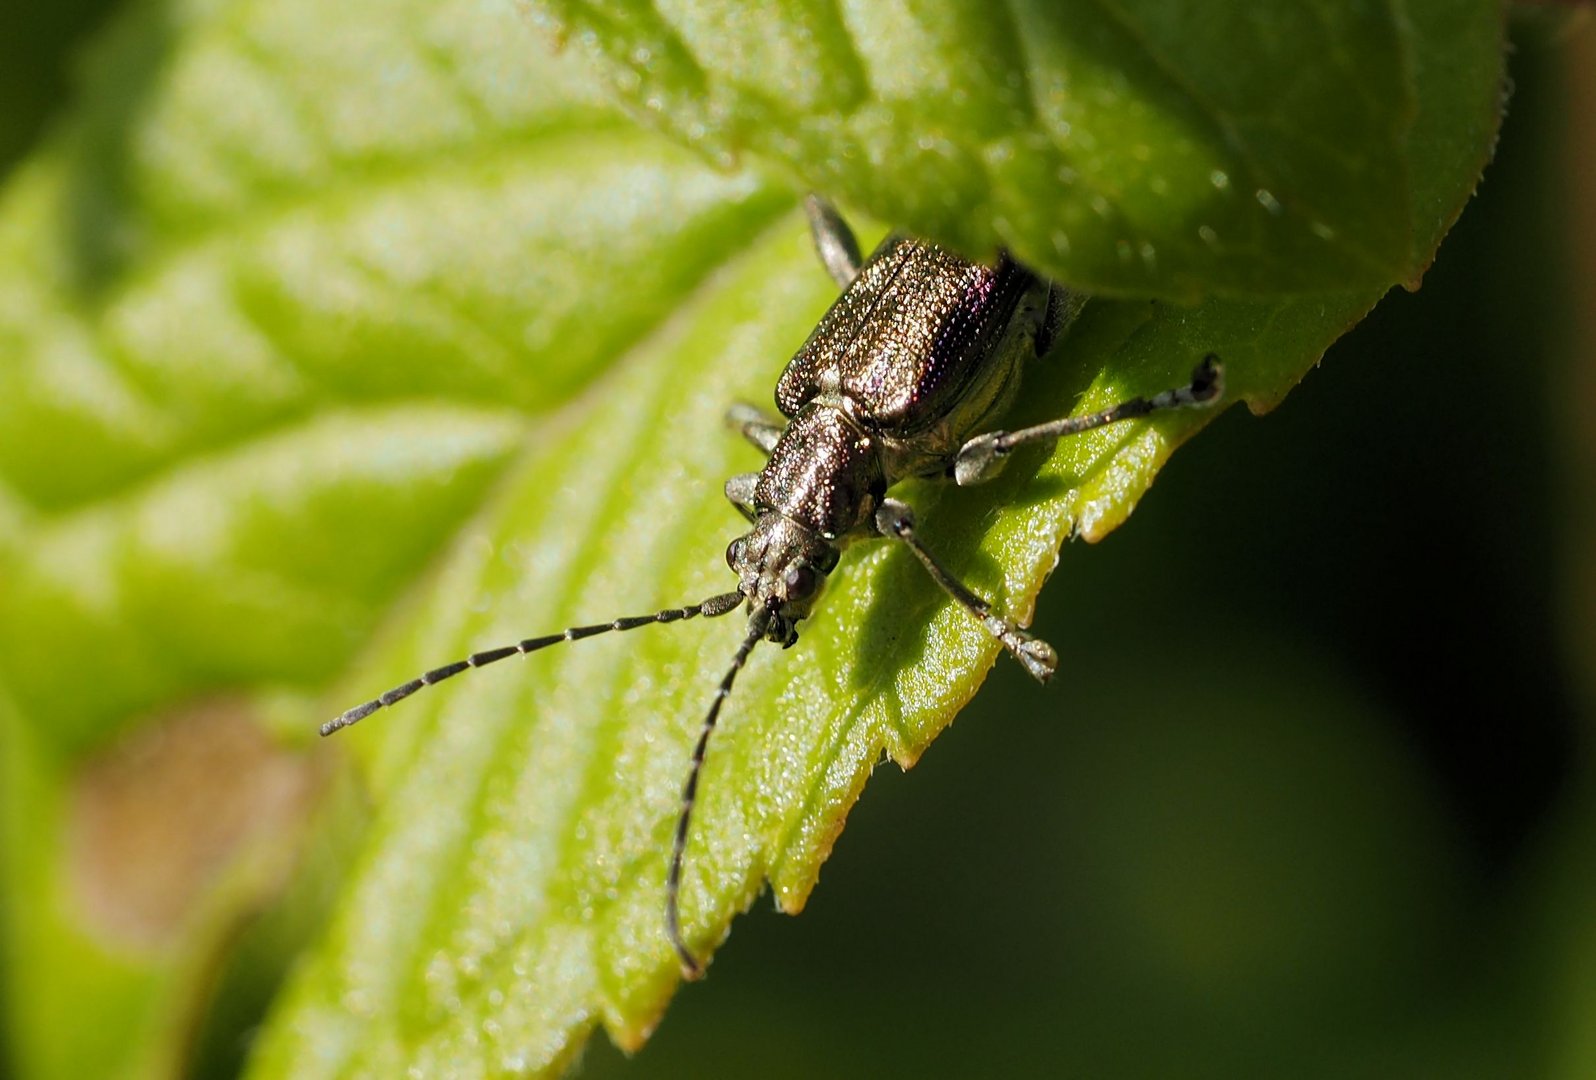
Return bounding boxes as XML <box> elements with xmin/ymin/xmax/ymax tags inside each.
<box><xmin>0</xmin><ymin>0</ymin><xmax>785</xmax><ymax>1075</ymax></box>
<box><xmin>0</xmin><ymin>0</ymin><xmax>1503</xmax><ymax>1076</ymax></box>
<box><xmin>527</xmin><ymin>0</ymin><xmax>1474</xmax><ymax>299</ymax></box>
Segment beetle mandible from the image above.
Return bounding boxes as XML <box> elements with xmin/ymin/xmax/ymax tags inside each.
<box><xmin>321</xmin><ymin>195</ymin><xmax>1225</xmax><ymax>977</ymax></box>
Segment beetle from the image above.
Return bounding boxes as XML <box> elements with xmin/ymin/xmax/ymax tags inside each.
<box><xmin>321</xmin><ymin>195</ymin><xmax>1224</xmax><ymax>977</ymax></box>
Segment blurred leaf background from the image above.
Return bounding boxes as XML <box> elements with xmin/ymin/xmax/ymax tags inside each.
<box><xmin>0</xmin><ymin>1</ymin><xmax>1593</xmax><ymax>1078</ymax></box>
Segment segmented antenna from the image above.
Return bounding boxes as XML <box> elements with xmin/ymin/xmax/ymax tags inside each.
<box><xmin>320</xmin><ymin>591</ymin><xmax>747</xmax><ymax>736</ymax></box>
<box><xmin>666</xmin><ymin>602</ymin><xmax>774</xmax><ymax>978</ymax></box>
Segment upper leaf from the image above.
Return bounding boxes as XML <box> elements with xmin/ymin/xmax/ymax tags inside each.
<box><xmin>527</xmin><ymin>0</ymin><xmax>1436</xmax><ymax>298</ymax></box>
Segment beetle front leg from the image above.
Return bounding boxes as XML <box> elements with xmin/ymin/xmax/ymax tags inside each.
<box><xmin>954</xmin><ymin>355</ymin><xmax>1225</xmax><ymax>486</ymax></box>
<box><xmin>874</xmin><ymin>499</ymin><xmax>1057</xmax><ymax>682</ymax></box>
<box><xmin>725</xmin><ymin>402</ymin><xmax>785</xmax><ymax>455</ymax></box>
<box><xmin>804</xmin><ymin>194</ymin><xmax>863</xmax><ymax>288</ymax></box>
<box><xmin>725</xmin><ymin>472</ymin><xmax>759</xmax><ymax>522</ymax></box>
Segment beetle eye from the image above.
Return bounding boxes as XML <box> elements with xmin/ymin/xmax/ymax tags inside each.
<box><xmin>725</xmin><ymin>538</ymin><xmax>746</xmax><ymax>570</ymax></box>
<box><xmin>783</xmin><ymin>563</ymin><xmax>818</xmax><ymax>599</ymax></box>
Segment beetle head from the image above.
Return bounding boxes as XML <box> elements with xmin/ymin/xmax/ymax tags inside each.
<box><xmin>725</xmin><ymin>514</ymin><xmax>839</xmax><ymax>646</ymax></box>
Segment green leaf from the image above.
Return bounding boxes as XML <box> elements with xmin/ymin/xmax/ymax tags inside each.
<box><xmin>526</xmin><ymin>0</ymin><xmax>1482</xmax><ymax>299</ymax></box>
<box><xmin>0</xmin><ymin>0</ymin><xmax>1502</xmax><ymax>1076</ymax></box>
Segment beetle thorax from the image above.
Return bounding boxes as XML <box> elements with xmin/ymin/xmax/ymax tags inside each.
<box><xmin>753</xmin><ymin>403</ymin><xmax>885</xmax><ymax>540</ymax></box>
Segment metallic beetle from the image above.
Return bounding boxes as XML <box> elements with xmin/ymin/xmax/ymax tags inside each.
<box><xmin>322</xmin><ymin>195</ymin><xmax>1224</xmax><ymax>976</ymax></box>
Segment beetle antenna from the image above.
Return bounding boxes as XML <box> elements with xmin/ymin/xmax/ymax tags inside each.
<box><xmin>320</xmin><ymin>591</ymin><xmax>747</xmax><ymax>736</ymax></box>
<box><xmin>666</xmin><ymin>602</ymin><xmax>773</xmax><ymax>978</ymax></box>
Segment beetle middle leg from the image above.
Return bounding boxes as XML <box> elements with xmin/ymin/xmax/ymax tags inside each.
<box><xmin>874</xmin><ymin>499</ymin><xmax>1058</xmax><ymax>682</ymax></box>
<box><xmin>953</xmin><ymin>354</ymin><xmax>1225</xmax><ymax>486</ymax></box>
<box><xmin>1034</xmin><ymin>283</ymin><xmax>1086</xmax><ymax>359</ymax></box>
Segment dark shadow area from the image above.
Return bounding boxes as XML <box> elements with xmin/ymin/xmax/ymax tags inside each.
<box><xmin>0</xmin><ymin>0</ymin><xmax>119</xmax><ymax>171</ymax></box>
<box><xmin>57</xmin><ymin>2</ymin><xmax>179</xmax><ymax>294</ymax></box>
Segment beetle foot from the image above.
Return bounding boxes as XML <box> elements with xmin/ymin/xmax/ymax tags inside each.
<box><xmin>953</xmin><ymin>432</ymin><xmax>1010</xmax><ymax>487</ymax></box>
<box><xmin>988</xmin><ymin>618</ymin><xmax>1057</xmax><ymax>682</ymax></box>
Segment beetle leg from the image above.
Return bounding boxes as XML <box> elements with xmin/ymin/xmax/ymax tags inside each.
<box><xmin>725</xmin><ymin>401</ymin><xmax>785</xmax><ymax>455</ymax></box>
<box><xmin>953</xmin><ymin>354</ymin><xmax>1225</xmax><ymax>486</ymax></box>
<box><xmin>874</xmin><ymin>499</ymin><xmax>1057</xmax><ymax>683</ymax></box>
<box><xmin>804</xmin><ymin>194</ymin><xmax>863</xmax><ymax>288</ymax></box>
<box><xmin>724</xmin><ymin>472</ymin><xmax>759</xmax><ymax>522</ymax></box>
<box><xmin>1034</xmin><ymin>282</ymin><xmax>1085</xmax><ymax>359</ymax></box>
